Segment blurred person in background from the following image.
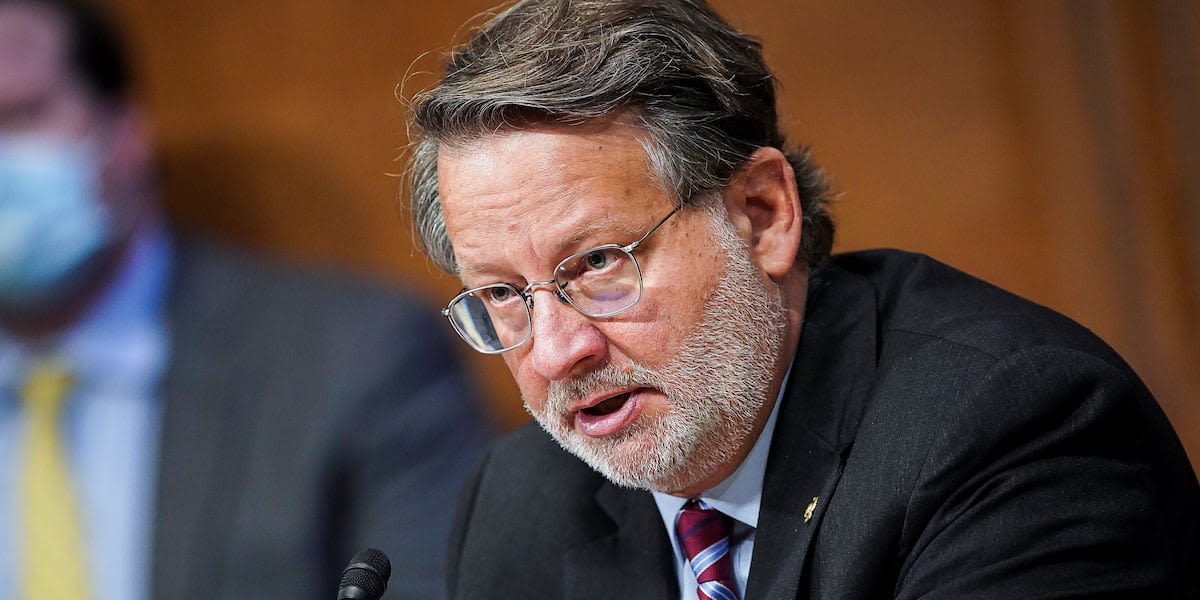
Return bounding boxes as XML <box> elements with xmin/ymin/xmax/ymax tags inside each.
<box><xmin>0</xmin><ymin>0</ymin><xmax>490</xmax><ymax>598</ymax></box>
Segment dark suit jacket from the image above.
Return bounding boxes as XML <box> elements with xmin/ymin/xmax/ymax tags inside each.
<box><xmin>148</xmin><ymin>237</ymin><xmax>489</xmax><ymax>599</ymax></box>
<box><xmin>447</xmin><ymin>249</ymin><xmax>1200</xmax><ymax>599</ymax></box>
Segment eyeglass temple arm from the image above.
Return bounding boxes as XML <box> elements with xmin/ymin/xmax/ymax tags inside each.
<box><xmin>621</xmin><ymin>203</ymin><xmax>682</xmax><ymax>253</ymax></box>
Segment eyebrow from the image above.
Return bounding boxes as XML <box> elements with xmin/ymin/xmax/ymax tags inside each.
<box><xmin>455</xmin><ymin>212</ymin><xmax>640</xmax><ymax>284</ymax></box>
<box><xmin>455</xmin><ymin>260</ymin><xmax>504</xmax><ymax>282</ymax></box>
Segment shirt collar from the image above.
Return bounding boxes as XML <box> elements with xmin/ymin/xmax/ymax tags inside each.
<box><xmin>0</xmin><ymin>220</ymin><xmax>171</xmax><ymax>391</ymax></box>
<box><xmin>59</xmin><ymin>221</ymin><xmax>171</xmax><ymax>387</ymax></box>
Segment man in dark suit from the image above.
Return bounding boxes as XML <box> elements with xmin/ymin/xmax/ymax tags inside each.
<box><xmin>404</xmin><ymin>0</ymin><xmax>1200</xmax><ymax>598</ymax></box>
<box><xmin>0</xmin><ymin>0</ymin><xmax>489</xmax><ymax>598</ymax></box>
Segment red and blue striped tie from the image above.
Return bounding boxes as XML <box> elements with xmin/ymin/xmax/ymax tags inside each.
<box><xmin>676</xmin><ymin>499</ymin><xmax>739</xmax><ymax>600</ymax></box>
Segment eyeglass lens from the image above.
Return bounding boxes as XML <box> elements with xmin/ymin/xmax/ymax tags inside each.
<box><xmin>555</xmin><ymin>247</ymin><xmax>641</xmax><ymax>316</ymax></box>
<box><xmin>446</xmin><ymin>288</ymin><xmax>530</xmax><ymax>353</ymax></box>
<box><xmin>447</xmin><ymin>245</ymin><xmax>642</xmax><ymax>353</ymax></box>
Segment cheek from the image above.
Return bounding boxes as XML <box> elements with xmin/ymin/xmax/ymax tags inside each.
<box><xmin>626</xmin><ymin>243</ymin><xmax>720</xmax><ymax>360</ymax></box>
<box><xmin>615</xmin><ymin>272</ymin><xmax>716</xmax><ymax>364</ymax></box>
<box><xmin>505</xmin><ymin>352</ymin><xmax>549</xmax><ymax>410</ymax></box>
<box><xmin>599</xmin><ymin>313</ymin><xmax>685</xmax><ymax>370</ymax></box>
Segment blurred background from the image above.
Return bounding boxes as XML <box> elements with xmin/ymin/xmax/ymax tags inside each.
<box><xmin>102</xmin><ymin>0</ymin><xmax>1198</xmax><ymax>467</ymax></box>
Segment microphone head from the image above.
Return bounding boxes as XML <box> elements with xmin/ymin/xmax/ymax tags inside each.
<box><xmin>337</xmin><ymin>548</ymin><xmax>392</xmax><ymax>600</ymax></box>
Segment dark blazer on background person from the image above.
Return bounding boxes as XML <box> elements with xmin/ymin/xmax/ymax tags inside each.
<box><xmin>447</xmin><ymin>249</ymin><xmax>1200</xmax><ymax>599</ymax></box>
<box><xmin>148</xmin><ymin>236</ymin><xmax>489</xmax><ymax>600</ymax></box>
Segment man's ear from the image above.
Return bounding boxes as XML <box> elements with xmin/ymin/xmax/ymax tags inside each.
<box><xmin>722</xmin><ymin>146</ymin><xmax>803</xmax><ymax>279</ymax></box>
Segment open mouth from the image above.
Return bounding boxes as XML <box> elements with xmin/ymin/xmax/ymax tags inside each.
<box><xmin>574</xmin><ymin>390</ymin><xmax>644</xmax><ymax>438</ymax></box>
<box><xmin>581</xmin><ymin>392</ymin><xmax>631</xmax><ymax>417</ymax></box>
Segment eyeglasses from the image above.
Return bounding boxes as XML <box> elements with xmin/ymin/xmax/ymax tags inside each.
<box><xmin>442</xmin><ymin>204</ymin><xmax>681</xmax><ymax>354</ymax></box>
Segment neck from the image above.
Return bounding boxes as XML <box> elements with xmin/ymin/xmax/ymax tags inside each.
<box><xmin>0</xmin><ymin>235</ymin><xmax>133</xmax><ymax>341</ymax></box>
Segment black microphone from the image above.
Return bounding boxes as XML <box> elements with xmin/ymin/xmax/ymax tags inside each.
<box><xmin>337</xmin><ymin>548</ymin><xmax>392</xmax><ymax>600</ymax></box>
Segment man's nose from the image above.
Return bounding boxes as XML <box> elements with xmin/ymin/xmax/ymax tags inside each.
<box><xmin>526</xmin><ymin>288</ymin><xmax>607</xmax><ymax>381</ymax></box>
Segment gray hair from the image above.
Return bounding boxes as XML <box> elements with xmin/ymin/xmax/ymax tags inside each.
<box><xmin>407</xmin><ymin>0</ymin><xmax>834</xmax><ymax>274</ymax></box>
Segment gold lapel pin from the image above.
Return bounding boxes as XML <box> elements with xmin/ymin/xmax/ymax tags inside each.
<box><xmin>803</xmin><ymin>496</ymin><xmax>819</xmax><ymax>523</ymax></box>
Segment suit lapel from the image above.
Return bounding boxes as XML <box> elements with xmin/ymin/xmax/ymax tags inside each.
<box><xmin>563</xmin><ymin>483</ymin><xmax>677</xmax><ymax>600</ymax></box>
<box><xmin>745</xmin><ymin>265</ymin><xmax>879</xmax><ymax>600</ymax></box>
<box><xmin>150</xmin><ymin>241</ymin><xmax>263</xmax><ymax>599</ymax></box>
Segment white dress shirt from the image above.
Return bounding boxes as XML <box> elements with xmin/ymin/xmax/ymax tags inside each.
<box><xmin>0</xmin><ymin>224</ymin><xmax>170</xmax><ymax>600</ymax></box>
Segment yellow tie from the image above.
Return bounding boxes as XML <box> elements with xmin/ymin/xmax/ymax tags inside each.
<box><xmin>19</xmin><ymin>360</ymin><xmax>89</xmax><ymax>600</ymax></box>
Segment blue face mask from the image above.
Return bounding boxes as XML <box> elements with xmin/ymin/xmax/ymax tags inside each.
<box><xmin>0</xmin><ymin>136</ymin><xmax>114</xmax><ymax>307</ymax></box>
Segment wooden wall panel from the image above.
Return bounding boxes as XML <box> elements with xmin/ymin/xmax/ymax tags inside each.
<box><xmin>104</xmin><ymin>0</ymin><xmax>1198</xmax><ymax>467</ymax></box>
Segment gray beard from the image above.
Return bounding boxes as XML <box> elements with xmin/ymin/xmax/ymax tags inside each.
<box><xmin>528</xmin><ymin>210</ymin><xmax>788</xmax><ymax>493</ymax></box>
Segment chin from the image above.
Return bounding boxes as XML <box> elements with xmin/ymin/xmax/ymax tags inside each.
<box><xmin>538</xmin><ymin>410</ymin><xmax>700</xmax><ymax>492</ymax></box>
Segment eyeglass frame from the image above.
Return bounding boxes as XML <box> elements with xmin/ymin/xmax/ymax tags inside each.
<box><xmin>441</xmin><ymin>203</ymin><xmax>683</xmax><ymax>354</ymax></box>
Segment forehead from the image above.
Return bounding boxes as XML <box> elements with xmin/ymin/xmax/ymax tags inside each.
<box><xmin>0</xmin><ymin>3</ymin><xmax>71</xmax><ymax>109</ymax></box>
<box><xmin>437</xmin><ymin>123</ymin><xmax>672</xmax><ymax>279</ymax></box>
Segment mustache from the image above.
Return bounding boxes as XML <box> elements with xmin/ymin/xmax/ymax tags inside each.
<box><xmin>546</xmin><ymin>360</ymin><xmax>667</xmax><ymax>413</ymax></box>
